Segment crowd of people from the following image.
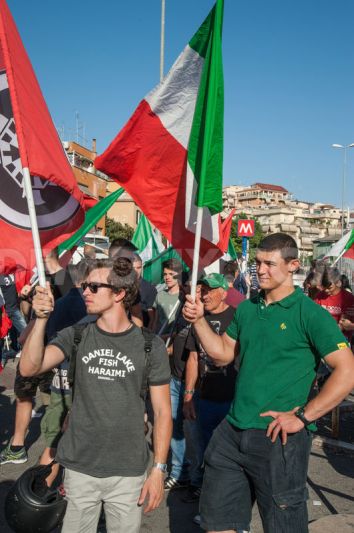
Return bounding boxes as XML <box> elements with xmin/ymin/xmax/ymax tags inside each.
<box><xmin>1</xmin><ymin>232</ymin><xmax>354</xmax><ymax>533</ymax></box>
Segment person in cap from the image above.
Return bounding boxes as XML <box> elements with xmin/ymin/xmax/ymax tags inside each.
<box><xmin>183</xmin><ymin>233</ymin><xmax>354</xmax><ymax>533</ymax></box>
<box><xmin>182</xmin><ymin>273</ymin><xmax>236</xmax><ymax>506</ymax></box>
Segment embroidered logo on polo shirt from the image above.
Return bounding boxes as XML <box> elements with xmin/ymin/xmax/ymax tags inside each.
<box><xmin>280</xmin><ymin>323</ymin><xmax>287</xmax><ymax>330</ymax></box>
<box><xmin>337</xmin><ymin>342</ymin><xmax>348</xmax><ymax>350</ymax></box>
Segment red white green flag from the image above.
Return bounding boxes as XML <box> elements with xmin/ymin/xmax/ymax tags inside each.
<box><xmin>132</xmin><ymin>214</ymin><xmax>165</xmax><ymax>264</ymax></box>
<box><xmin>95</xmin><ymin>0</ymin><xmax>229</xmax><ymax>269</ymax></box>
<box><xmin>324</xmin><ymin>229</ymin><xmax>354</xmax><ymax>262</ymax></box>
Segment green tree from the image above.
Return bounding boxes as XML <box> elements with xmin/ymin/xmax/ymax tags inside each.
<box><xmin>230</xmin><ymin>213</ymin><xmax>264</xmax><ymax>262</ymax></box>
<box><xmin>105</xmin><ymin>216</ymin><xmax>134</xmax><ymax>242</ymax></box>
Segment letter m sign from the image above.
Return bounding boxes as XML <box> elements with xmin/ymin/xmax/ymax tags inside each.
<box><xmin>237</xmin><ymin>219</ymin><xmax>255</xmax><ymax>237</ymax></box>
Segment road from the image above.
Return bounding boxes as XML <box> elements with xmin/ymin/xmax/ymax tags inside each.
<box><xmin>1</xmin><ymin>357</ymin><xmax>353</xmax><ymax>532</ymax></box>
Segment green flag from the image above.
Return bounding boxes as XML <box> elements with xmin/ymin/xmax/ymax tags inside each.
<box><xmin>225</xmin><ymin>238</ymin><xmax>237</xmax><ymax>261</ymax></box>
<box><xmin>132</xmin><ymin>214</ymin><xmax>164</xmax><ymax>263</ymax></box>
<box><xmin>58</xmin><ymin>188</ymin><xmax>124</xmax><ymax>253</ymax></box>
<box><xmin>189</xmin><ymin>0</ymin><xmax>224</xmax><ymax>214</ymax></box>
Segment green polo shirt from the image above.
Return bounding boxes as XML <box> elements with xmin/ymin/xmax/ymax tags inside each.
<box><xmin>226</xmin><ymin>287</ymin><xmax>349</xmax><ymax>430</ymax></box>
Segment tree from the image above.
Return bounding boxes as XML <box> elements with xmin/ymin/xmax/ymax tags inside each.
<box><xmin>230</xmin><ymin>213</ymin><xmax>264</xmax><ymax>262</ymax></box>
<box><xmin>105</xmin><ymin>216</ymin><xmax>134</xmax><ymax>242</ymax></box>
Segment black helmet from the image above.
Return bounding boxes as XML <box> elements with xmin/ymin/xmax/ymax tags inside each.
<box><xmin>5</xmin><ymin>464</ymin><xmax>67</xmax><ymax>533</ymax></box>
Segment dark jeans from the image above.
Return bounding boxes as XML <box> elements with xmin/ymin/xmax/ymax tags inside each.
<box><xmin>200</xmin><ymin>419</ymin><xmax>312</xmax><ymax>533</ymax></box>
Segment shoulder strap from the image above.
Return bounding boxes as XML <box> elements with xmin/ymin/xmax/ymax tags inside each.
<box><xmin>68</xmin><ymin>323</ymin><xmax>89</xmax><ymax>397</ymax></box>
<box><xmin>140</xmin><ymin>327</ymin><xmax>156</xmax><ymax>401</ymax></box>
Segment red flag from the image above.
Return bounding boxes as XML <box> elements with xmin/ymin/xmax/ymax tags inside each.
<box><xmin>82</xmin><ymin>193</ymin><xmax>99</xmax><ymax>211</ymax></box>
<box><xmin>219</xmin><ymin>209</ymin><xmax>235</xmax><ymax>253</ymax></box>
<box><xmin>0</xmin><ymin>0</ymin><xmax>84</xmax><ymax>275</ymax></box>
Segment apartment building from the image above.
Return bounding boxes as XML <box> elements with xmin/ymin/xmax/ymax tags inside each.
<box><xmin>63</xmin><ymin>139</ymin><xmax>108</xmax><ymax>234</ymax></box>
<box><xmin>222</xmin><ymin>183</ymin><xmax>343</xmax><ymax>261</ymax></box>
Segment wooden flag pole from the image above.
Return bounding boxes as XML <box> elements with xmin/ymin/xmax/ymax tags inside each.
<box><xmin>22</xmin><ymin>167</ymin><xmax>46</xmax><ymax>287</ymax></box>
<box><xmin>190</xmin><ymin>206</ymin><xmax>204</xmax><ymax>300</ymax></box>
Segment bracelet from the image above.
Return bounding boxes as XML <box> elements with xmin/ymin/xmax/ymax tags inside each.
<box><xmin>184</xmin><ymin>389</ymin><xmax>195</xmax><ymax>395</ymax></box>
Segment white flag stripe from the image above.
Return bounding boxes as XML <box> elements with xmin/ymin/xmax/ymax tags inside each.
<box><xmin>185</xmin><ymin>161</ymin><xmax>220</xmax><ymax>244</ymax></box>
<box><xmin>145</xmin><ymin>45</ymin><xmax>204</xmax><ymax>150</ymax></box>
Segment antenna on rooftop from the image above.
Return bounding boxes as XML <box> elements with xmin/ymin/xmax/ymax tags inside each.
<box><xmin>74</xmin><ymin>111</ymin><xmax>88</xmax><ymax>147</ymax></box>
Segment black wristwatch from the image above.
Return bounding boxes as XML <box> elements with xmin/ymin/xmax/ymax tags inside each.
<box><xmin>294</xmin><ymin>406</ymin><xmax>312</xmax><ymax>427</ymax></box>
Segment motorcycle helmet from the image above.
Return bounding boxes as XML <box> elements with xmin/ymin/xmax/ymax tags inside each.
<box><xmin>5</xmin><ymin>463</ymin><xmax>67</xmax><ymax>533</ymax></box>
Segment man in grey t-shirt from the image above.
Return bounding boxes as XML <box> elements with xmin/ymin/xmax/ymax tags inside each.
<box><xmin>20</xmin><ymin>257</ymin><xmax>172</xmax><ymax>533</ymax></box>
<box><xmin>152</xmin><ymin>258</ymin><xmax>183</xmax><ymax>335</ymax></box>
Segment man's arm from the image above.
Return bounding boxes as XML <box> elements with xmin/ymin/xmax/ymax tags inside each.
<box><xmin>183</xmin><ymin>294</ymin><xmax>236</xmax><ymax>366</ymax></box>
<box><xmin>183</xmin><ymin>351</ymin><xmax>198</xmax><ymax>420</ymax></box>
<box><xmin>19</xmin><ymin>284</ymin><xmax>33</xmax><ymax>321</ymax></box>
<box><xmin>131</xmin><ymin>302</ymin><xmax>143</xmax><ymax>328</ymax></box>
<box><xmin>339</xmin><ymin>317</ymin><xmax>354</xmax><ymax>332</ymax></box>
<box><xmin>19</xmin><ymin>284</ymin><xmax>65</xmax><ymax>377</ymax></box>
<box><xmin>303</xmin><ymin>347</ymin><xmax>354</xmax><ymax>420</ymax></box>
<box><xmin>138</xmin><ymin>383</ymin><xmax>172</xmax><ymax>513</ymax></box>
<box><xmin>261</xmin><ymin>347</ymin><xmax>354</xmax><ymax>444</ymax></box>
<box><xmin>146</xmin><ymin>308</ymin><xmax>156</xmax><ymax>331</ymax></box>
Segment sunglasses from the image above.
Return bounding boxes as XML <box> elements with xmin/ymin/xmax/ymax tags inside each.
<box><xmin>81</xmin><ymin>282</ymin><xmax>118</xmax><ymax>294</ymax></box>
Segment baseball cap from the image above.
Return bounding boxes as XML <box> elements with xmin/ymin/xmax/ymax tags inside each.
<box><xmin>199</xmin><ymin>273</ymin><xmax>229</xmax><ymax>291</ymax></box>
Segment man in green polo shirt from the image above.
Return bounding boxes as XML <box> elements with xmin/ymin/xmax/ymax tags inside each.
<box><xmin>183</xmin><ymin>233</ymin><xmax>354</xmax><ymax>533</ymax></box>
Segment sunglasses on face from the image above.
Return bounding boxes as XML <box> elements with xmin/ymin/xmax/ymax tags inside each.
<box><xmin>81</xmin><ymin>282</ymin><xmax>118</xmax><ymax>294</ymax></box>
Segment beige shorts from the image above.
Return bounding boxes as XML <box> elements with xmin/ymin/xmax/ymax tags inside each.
<box><xmin>61</xmin><ymin>468</ymin><xmax>146</xmax><ymax>533</ymax></box>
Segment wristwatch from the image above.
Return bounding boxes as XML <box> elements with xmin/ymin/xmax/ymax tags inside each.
<box><xmin>152</xmin><ymin>462</ymin><xmax>168</xmax><ymax>473</ymax></box>
<box><xmin>294</xmin><ymin>406</ymin><xmax>312</xmax><ymax>427</ymax></box>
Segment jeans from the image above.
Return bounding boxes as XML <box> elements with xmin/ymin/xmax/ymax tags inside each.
<box><xmin>7</xmin><ymin>308</ymin><xmax>27</xmax><ymax>335</ymax></box>
<box><xmin>188</xmin><ymin>396</ymin><xmax>231</xmax><ymax>488</ymax></box>
<box><xmin>169</xmin><ymin>376</ymin><xmax>190</xmax><ymax>481</ymax></box>
<box><xmin>197</xmin><ymin>397</ymin><xmax>231</xmax><ymax>454</ymax></box>
<box><xmin>8</xmin><ymin>308</ymin><xmax>26</xmax><ymax>352</ymax></box>
<box><xmin>200</xmin><ymin>419</ymin><xmax>312</xmax><ymax>533</ymax></box>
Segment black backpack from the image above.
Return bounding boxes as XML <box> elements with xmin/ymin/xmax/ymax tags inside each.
<box><xmin>67</xmin><ymin>323</ymin><xmax>155</xmax><ymax>400</ymax></box>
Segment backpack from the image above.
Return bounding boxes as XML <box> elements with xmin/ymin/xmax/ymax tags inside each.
<box><xmin>67</xmin><ymin>323</ymin><xmax>155</xmax><ymax>400</ymax></box>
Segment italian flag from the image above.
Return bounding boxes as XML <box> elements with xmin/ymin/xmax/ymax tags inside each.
<box><xmin>223</xmin><ymin>237</ymin><xmax>238</xmax><ymax>262</ymax></box>
<box><xmin>95</xmin><ymin>0</ymin><xmax>230</xmax><ymax>270</ymax></box>
<box><xmin>132</xmin><ymin>214</ymin><xmax>165</xmax><ymax>263</ymax></box>
<box><xmin>324</xmin><ymin>229</ymin><xmax>354</xmax><ymax>262</ymax></box>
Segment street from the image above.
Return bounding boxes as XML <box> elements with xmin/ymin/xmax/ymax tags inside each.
<box><xmin>1</xmin><ymin>357</ymin><xmax>353</xmax><ymax>533</ymax></box>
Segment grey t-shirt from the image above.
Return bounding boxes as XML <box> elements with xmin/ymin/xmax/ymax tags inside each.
<box><xmin>49</xmin><ymin>323</ymin><xmax>170</xmax><ymax>477</ymax></box>
<box><xmin>153</xmin><ymin>290</ymin><xmax>180</xmax><ymax>334</ymax></box>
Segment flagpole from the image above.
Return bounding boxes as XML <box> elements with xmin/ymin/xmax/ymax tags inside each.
<box><xmin>190</xmin><ymin>206</ymin><xmax>203</xmax><ymax>300</ymax></box>
<box><xmin>332</xmin><ymin>246</ymin><xmax>347</xmax><ymax>266</ymax></box>
<box><xmin>22</xmin><ymin>168</ymin><xmax>46</xmax><ymax>287</ymax></box>
<box><xmin>160</xmin><ymin>0</ymin><xmax>165</xmax><ymax>82</ymax></box>
<box><xmin>158</xmin><ymin>0</ymin><xmax>169</xmax><ymax>248</ymax></box>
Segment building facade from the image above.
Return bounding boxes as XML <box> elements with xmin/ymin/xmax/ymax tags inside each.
<box><xmin>106</xmin><ymin>181</ymin><xmax>142</xmax><ymax>230</ymax></box>
<box><xmin>63</xmin><ymin>139</ymin><xmax>109</xmax><ymax>234</ymax></box>
<box><xmin>222</xmin><ymin>182</ymin><xmax>343</xmax><ymax>262</ymax></box>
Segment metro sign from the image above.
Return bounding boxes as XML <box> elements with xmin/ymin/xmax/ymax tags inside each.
<box><xmin>237</xmin><ymin>219</ymin><xmax>255</xmax><ymax>237</ymax></box>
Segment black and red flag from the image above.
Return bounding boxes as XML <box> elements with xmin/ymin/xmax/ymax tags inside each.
<box><xmin>0</xmin><ymin>0</ymin><xmax>84</xmax><ymax>277</ymax></box>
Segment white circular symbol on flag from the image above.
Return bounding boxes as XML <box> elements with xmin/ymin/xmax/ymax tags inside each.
<box><xmin>0</xmin><ymin>70</ymin><xmax>79</xmax><ymax>230</ymax></box>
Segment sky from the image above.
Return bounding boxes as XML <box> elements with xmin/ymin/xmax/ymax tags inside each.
<box><xmin>6</xmin><ymin>0</ymin><xmax>354</xmax><ymax>209</ymax></box>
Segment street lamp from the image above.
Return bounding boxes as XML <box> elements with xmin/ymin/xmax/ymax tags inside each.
<box><xmin>331</xmin><ymin>143</ymin><xmax>354</xmax><ymax>236</ymax></box>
